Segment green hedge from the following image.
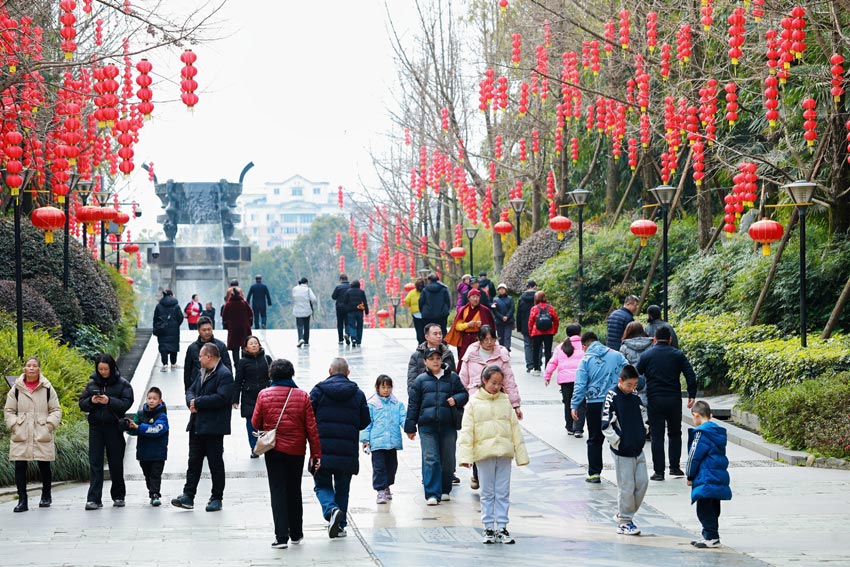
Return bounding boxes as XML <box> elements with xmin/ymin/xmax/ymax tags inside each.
<box><xmin>677</xmin><ymin>314</ymin><xmax>781</xmax><ymax>391</ymax></box>
<box><xmin>752</xmin><ymin>371</ymin><xmax>850</xmax><ymax>459</ymax></box>
<box><xmin>726</xmin><ymin>336</ymin><xmax>850</xmax><ymax>398</ymax></box>
<box><xmin>0</xmin><ymin>421</ymin><xmax>89</xmax><ymax>484</ymax></box>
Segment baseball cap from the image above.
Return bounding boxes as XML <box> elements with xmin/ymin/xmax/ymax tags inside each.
<box><xmin>497</xmin><ymin>283</ymin><xmax>507</xmax><ymax>290</ymax></box>
<box><xmin>479</xmin><ymin>270</ymin><xmax>487</xmax><ymax>276</ymax></box>
<box><xmin>526</xmin><ymin>280</ymin><xmax>537</xmax><ymax>288</ymax></box>
<box><xmin>424</xmin><ymin>347</ymin><xmax>442</xmax><ymax>359</ymax></box>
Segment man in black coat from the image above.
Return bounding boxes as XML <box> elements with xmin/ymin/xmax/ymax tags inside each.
<box><xmin>153</xmin><ymin>289</ymin><xmax>184</xmax><ymax>371</ymax></box>
<box><xmin>331</xmin><ymin>274</ymin><xmax>351</xmax><ymax>344</ymax></box>
<box><xmin>310</xmin><ymin>357</ymin><xmax>370</xmax><ymax>538</ymax></box>
<box><xmin>418</xmin><ymin>274</ymin><xmax>451</xmax><ymax>335</ymax></box>
<box><xmin>636</xmin><ymin>326</ymin><xmax>698</xmax><ymax>482</ymax></box>
<box><xmin>516</xmin><ymin>280</ymin><xmax>538</xmax><ymax>372</ymax></box>
<box><xmin>172</xmin><ymin>343</ymin><xmax>234</xmax><ymax>512</ymax></box>
<box><xmin>478</xmin><ymin>270</ymin><xmax>497</xmax><ymax>304</ymax></box>
<box><xmin>607</xmin><ymin>294</ymin><xmax>639</xmax><ymax>351</ymax></box>
<box><xmin>183</xmin><ymin>316</ymin><xmax>232</xmax><ymax>391</ymax></box>
<box><xmin>246</xmin><ymin>275</ymin><xmax>273</xmax><ymax>329</ymax></box>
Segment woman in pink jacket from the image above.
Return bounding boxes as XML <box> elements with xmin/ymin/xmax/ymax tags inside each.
<box><xmin>544</xmin><ymin>324</ymin><xmax>586</xmax><ymax>437</ymax></box>
<box><xmin>459</xmin><ymin>325</ymin><xmax>522</xmax><ymax>489</ymax></box>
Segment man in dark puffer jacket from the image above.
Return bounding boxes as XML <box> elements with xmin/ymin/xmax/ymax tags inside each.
<box><xmin>310</xmin><ymin>357</ymin><xmax>370</xmax><ymax>539</ymax></box>
<box><xmin>606</xmin><ymin>295</ymin><xmax>639</xmax><ymax>351</ymax></box>
<box><xmin>183</xmin><ymin>316</ymin><xmax>232</xmax><ymax>391</ymax></box>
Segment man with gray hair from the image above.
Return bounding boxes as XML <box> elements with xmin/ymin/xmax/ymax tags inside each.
<box><xmin>309</xmin><ymin>358</ymin><xmax>370</xmax><ymax>539</ymax></box>
<box><xmin>172</xmin><ymin>343</ymin><xmax>234</xmax><ymax>512</ymax></box>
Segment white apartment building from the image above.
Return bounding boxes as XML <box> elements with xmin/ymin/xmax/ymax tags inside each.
<box><xmin>238</xmin><ymin>175</ymin><xmax>344</xmax><ymax>250</ymax></box>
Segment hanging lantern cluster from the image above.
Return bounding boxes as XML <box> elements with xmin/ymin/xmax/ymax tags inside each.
<box><xmin>59</xmin><ymin>0</ymin><xmax>77</xmax><ymax>60</ymax></box>
<box><xmin>618</xmin><ymin>9</ymin><xmax>630</xmax><ymax>52</ymax></box>
<box><xmin>646</xmin><ymin>12</ymin><xmax>657</xmax><ymax>53</ymax></box>
<box><xmin>135</xmin><ymin>59</ymin><xmax>154</xmax><ymax>119</ymax></box>
<box><xmin>603</xmin><ymin>20</ymin><xmax>616</xmax><ymax>56</ymax></box>
<box><xmin>801</xmin><ymin>97</ymin><xmax>817</xmax><ymax>151</ymax></box>
<box><xmin>630</xmin><ymin>219</ymin><xmax>657</xmax><ymax>247</ymax></box>
<box><xmin>660</xmin><ymin>43</ymin><xmax>671</xmax><ymax>80</ymax></box>
<box><xmin>749</xmin><ymin>219</ymin><xmax>784</xmax><ymax>256</ymax></box>
<box><xmin>676</xmin><ymin>24</ymin><xmax>692</xmax><ymax>65</ymax></box>
<box><xmin>93</xmin><ymin>63</ymin><xmax>120</xmax><ymax>128</ymax></box>
<box><xmin>789</xmin><ymin>6</ymin><xmax>807</xmax><ymax>60</ymax></box>
<box><xmin>449</xmin><ymin>224</ymin><xmax>465</xmax><ymax>264</ymax></box>
<box><xmin>180</xmin><ymin>49</ymin><xmax>199</xmax><ymax>110</ymax></box>
<box><xmin>115</xmin><ymin>118</ymin><xmax>134</xmax><ymax>175</ymax></box>
<box><xmin>440</xmin><ymin>107</ymin><xmax>449</xmax><ymax>131</ymax></box>
<box><xmin>518</xmin><ymin>82</ymin><xmax>529</xmax><ymax>116</ymax></box>
<box><xmin>831</xmin><ymin>54</ymin><xmax>845</xmax><ymax>103</ymax></box>
<box><xmin>724</xmin><ymin>82</ymin><xmax>738</xmax><ymax>127</ymax></box>
<box><xmin>511</xmin><ymin>33</ymin><xmax>521</xmax><ymax>66</ymax></box>
<box><xmin>727</xmin><ymin>7</ymin><xmax>746</xmax><ymax>67</ymax></box>
<box><xmin>751</xmin><ymin>0</ymin><xmax>765</xmax><ymax>21</ymax></box>
<box><xmin>4</xmin><ymin>130</ymin><xmax>23</xmax><ymax>196</ymax></box>
<box><xmin>764</xmin><ymin>75</ymin><xmax>779</xmax><ymax>127</ymax></box>
<box><xmin>339</xmin><ymin>255</ymin><xmax>345</xmax><ymax>274</ymax></box>
<box><xmin>700</xmin><ymin>0</ymin><xmax>713</xmax><ymax>32</ymax></box>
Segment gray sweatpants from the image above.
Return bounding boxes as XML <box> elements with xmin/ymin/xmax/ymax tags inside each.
<box><xmin>612</xmin><ymin>450</ymin><xmax>648</xmax><ymax>524</ymax></box>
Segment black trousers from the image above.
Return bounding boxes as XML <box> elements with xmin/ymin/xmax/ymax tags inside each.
<box><xmin>696</xmin><ymin>498</ymin><xmax>722</xmax><ymax>540</ymax></box>
<box><xmin>87</xmin><ymin>424</ymin><xmax>126</xmax><ymax>504</ymax></box>
<box><xmin>188</xmin><ymin>323</ymin><xmax>198</xmax><ymax>330</ymax></box>
<box><xmin>183</xmin><ymin>431</ymin><xmax>225</xmax><ymax>500</ymax></box>
<box><xmin>15</xmin><ymin>460</ymin><xmax>52</xmax><ymax>498</ymax></box>
<box><xmin>559</xmin><ymin>383</ymin><xmax>586</xmax><ymax>433</ymax></box>
<box><xmin>161</xmin><ymin>351</ymin><xmax>177</xmax><ymax>365</ymax></box>
<box><xmin>336</xmin><ymin>308</ymin><xmax>347</xmax><ymax>342</ymax></box>
<box><xmin>422</xmin><ymin>317</ymin><xmax>448</xmax><ymax>336</ymax></box>
<box><xmin>253</xmin><ymin>306</ymin><xmax>267</xmax><ymax>329</ymax></box>
<box><xmin>585</xmin><ymin>402</ymin><xmax>605</xmax><ymax>476</ymax></box>
<box><xmin>296</xmin><ymin>316</ymin><xmax>311</xmax><ymax>343</ymax></box>
<box><xmin>264</xmin><ymin>451</ymin><xmax>306</xmax><ymax>543</ymax></box>
<box><xmin>371</xmin><ymin>449</ymin><xmax>399</xmax><ymax>491</ymax></box>
<box><xmin>231</xmin><ymin>348</ymin><xmax>240</xmax><ymax>365</ymax></box>
<box><xmin>531</xmin><ymin>334</ymin><xmax>554</xmax><ymax>370</ymax></box>
<box><xmin>413</xmin><ymin>316</ymin><xmax>426</xmax><ymax>345</ymax></box>
<box><xmin>140</xmin><ymin>460</ymin><xmax>165</xmax><ymax>498</ymax></box>
<box><xmin>648</xmin><ymin>396</ymin><xmax>684</xmax><ymax>474</ymax></box>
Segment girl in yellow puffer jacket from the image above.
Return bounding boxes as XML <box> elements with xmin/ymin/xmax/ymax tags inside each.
<box><xmin>458</xmin><ymin>365</ymin><xmax>529</xmax><ymax>545</ymax></box>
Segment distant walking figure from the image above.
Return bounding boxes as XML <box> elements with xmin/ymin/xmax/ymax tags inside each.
<box><xmin>247</xmin><ymin>275</ymin><xmax>273</xmax><ymax>330</ymax></box>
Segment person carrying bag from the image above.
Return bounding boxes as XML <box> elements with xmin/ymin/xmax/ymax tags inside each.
<box><xmin>254</xmin><ymin>389</ymin><xmax>293</xmax><ymax>455</ymax></box>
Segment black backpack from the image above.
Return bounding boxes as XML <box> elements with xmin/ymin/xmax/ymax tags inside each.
<box><xmin>535</xmin><ymin>305</ymin><xmax>553</xmax><ymax>331</ymax></box>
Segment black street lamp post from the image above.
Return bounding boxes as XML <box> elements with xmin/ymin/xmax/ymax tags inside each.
<box><xmin>9</xmin><ymin>168</ymin><xmax>38</xmax><ymax>360</ymax></box>
<box><xmin>464</xmin><ymin>225</ymin><xmax>479</xmax><ymax>275</ymax></box>
<box><xmin>390</xmin><ymin>295</ymin><xmax>401</xmax><ymax>328</ymax></box>
<box><xmin>93</xmin><ymin>191</ymin><xmax>111</xmax><ymax>264</ymax></box>
<box><xmin>509</xmin><ymin>198</ymin><xmax>526</xmax><ymax>246</ymax></box>
<box><xmin>649</xmin><ymin>185</ymin><xmax>676</xmax><ymax>321</ymax></box>
<box><xmin>569</xmin><ymin>188</ymin><xmax>590</xmax><ymax>325</ymax></box>
<box><xmin>783</xmin><ymin>180</ymin><xmax>816</xmax><ymax>348</ymax></box>
<box><xmin>63</xmin><ymin>175</ymin><xmax>86</xmax><ymax>289</ymax></box>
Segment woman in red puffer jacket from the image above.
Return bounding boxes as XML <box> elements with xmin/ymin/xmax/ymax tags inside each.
<box><xmin>252</xmin><ymin>358</ymin><xmax>321</xmax><ymax>547</ymax></box>
<box><xmin>527</xmin><ymin>291</ymin><xmax>560</xmax><ymax>374</ymax></box>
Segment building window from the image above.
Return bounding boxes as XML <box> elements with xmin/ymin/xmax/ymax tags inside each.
<box><xmin>292</xmin><ymin>187</ymin><xmax>303</xmax><ymax>197</ymax></box>
<box><xmin>300</xmin><ymin>214</ymin><xmax>315</xmax><ymax>223</ymax></box>
<box><xmin>313</xmin><ymin>187</ymin><xmax>321</xmax><ymax>195</ymax></box>
<box><xmin>267</xmin><ymin>226</ymin><xmax>275</xmax><ymax>234</ymax></box>
<box><xmin>285</xmin><ymin>227</ymin><xmax>298</xmax><ymax>234</ymax></box>
<box><xmin>273</xmin><ymin>188</ymin><xmax>280</xmax><ymax>195</ymax></box>
<box><xmin>283</xmin><ymin>214</ymin><xmax>298</xmax><ymax>222</ymax></box>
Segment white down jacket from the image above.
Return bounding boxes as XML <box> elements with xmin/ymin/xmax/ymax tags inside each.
<box><xmin>457</xmin><ymin>388</ymin><xmax>529</xmax><ymax>466</ymax></box>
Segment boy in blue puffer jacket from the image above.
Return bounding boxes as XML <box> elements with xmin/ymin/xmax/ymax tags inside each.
<box><xmin>360</xmin><ymin>376</ymin><xmax>406</xmax><ymax>504</ymax></box>
<box><xmin>686</xmin><ymin>400</ymin><xmax>732</xmax><ymax>549</ymax></box>
<box><xmin>127</xmin><ymin>387</ymin><xmax>169</xmax><ymax>507</ymax></box>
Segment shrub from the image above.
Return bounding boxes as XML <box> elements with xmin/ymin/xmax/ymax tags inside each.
<box><xmin>726</xmin><ymin>336</ymin><xmax>850</xmax><ymax>398</ymax></box>
<box><xmin>26</xmin><ymin>274</ymin><xmax>84</xmax><ymax>342</ymax></box>
<box><xmin>0</xmin><ymin>280</ymin><xmax>61</xmax><ymax>334</ymax></box>
<box><xmin>0</xmin><ymin>421</ymin><xmax>90</xmax><ymax>484</ymax></box>
<box><xmin>677</xmin><ymin>314</ymin><xmax>781</xmax><ymax>391</ymax></box>
<box><xmin>500</xmin><ymin>228</ymin><xmax>569</xmax><ymax>293</ymax></box>
<box><xmin>106</xmin><ymin>267</ymin><xmax>138</xmax><ymax>354</ymax></box>
<box><xmin>72</xmin><ymin>324</ymin><xmax>114</xmax><ymax>360</ymax></box>
<box><xmin>752</xmin><ymin>371</ymin><xmax>850</xmax><ymax>459</ymax></box>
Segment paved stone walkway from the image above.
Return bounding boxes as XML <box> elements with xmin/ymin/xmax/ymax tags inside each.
<box><xmin>2</xmin><ymin>328</ymin><xmax>848</xmax><ymax>566</ymax></box>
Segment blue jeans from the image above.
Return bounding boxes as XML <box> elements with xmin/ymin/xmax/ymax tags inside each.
<box><xmin>313</xmin><ymin>469</ymin><xmax>352</xmax><ymax>528</ymax></box>
<box><xmin>418</xmin><ymin>424</ymin><xmax>457</xmax><ymax>500</ymax></box>
<box><xmin>522</xmin><ymin>332</ymin><xmax>534</xmax><ymax>370</ymax></box>
<box><xmin>245</xmin><ymin>417</ymin><xmax>257</xmax><ymax>452</ymax></box>
<box><xmin>346</xmin><ymin>312</ymin><xmax>364</xmax><ymax>344</ymax></box>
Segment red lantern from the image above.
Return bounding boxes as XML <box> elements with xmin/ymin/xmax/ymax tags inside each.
<box><xmin>180</xmin><ymin>49</ymin><xmax>199</xmax><ymax>110</ymax></box>
<box><xmin>499</xmin><ymin>0</ymin><xmax>508</xmax><ymax>13</ymax></box>
<box><xmin>802</xmin><ymin>98</ymin><xmax>817</xmax><ymax>151</ymax></box>
<box><xmin>403</xmin><ymin>282</ymin><xmax>415</xmax><ymax>293</ymax></box>
<box><xmin>549</xmin><ymin>215</ymin><xmax>572</xmax><ymax>240</ymax></box>
<box><xmin>75</xmin><ymin>205</ymin><xmax>102</xmax><ymax>234</ymax></box>
<box><xmin>749</xmin><ymin>219</ymin><xmax>784</xmax><ymax>256</ymax></box>
<box><xmin>494</xmin><ymin>210</ymin><xmax>513</xmax><ymax>237</ymax></box>
<box><xmin>630</xmin><ymin>219</ymin><xmax>657</xmax><ymax>246</ymax></box>
<box><xmin>114</xmin><ymin>211</ymin><xmax>131</xmax><ymax>230</ymax></box>
<box><xmin>30</xmin><ymin>207</ymin><xmax>66</xmax><ymax>243</ymax></box>
<box><xmin>376</xmin><ymin>309</ymin><xmax>390</xmax><ymax>322</ymax></box>
<box><xmin>449</xmin><ymin>246</ymin><xmax>466</xmax><ymax>263</ymax></box>
<box><xmin>123</xmin><ymin>242</ymin><xmax>140</xmax><ymax>257</ymax></box>
<box><xmin>125</xmin><ymin>277</ymin><xmax>134</xmax><ymax>285</ymax></box>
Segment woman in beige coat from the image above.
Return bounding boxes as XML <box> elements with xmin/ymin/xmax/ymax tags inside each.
<box><xmin>4</xmin><ymin>356</ymin><xmax>62</xmax><ymax>512</ymax></box>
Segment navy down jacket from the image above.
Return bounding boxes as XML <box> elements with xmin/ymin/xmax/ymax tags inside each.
<box><xmin>309</xmin><ymin>374</ymin><xmax>370</xmax><ymax>475</ymax></box>
<box><xmin>405</xmin><ymin>369</ymin><xmax>469</xmax><ymax>433</ymax></box>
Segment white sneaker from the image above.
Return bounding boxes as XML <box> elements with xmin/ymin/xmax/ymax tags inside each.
<box><xmin>336</xmin><ymin>528</ymin><xmax>347</xmax><ymax>538</ymax></box>
<box><xmin>616</xmin><ymin>522</ymin><xmax>641</xmax><ymax>536</ymax></box>
<box><xmin>440</xmin><ymin>493</ymin><xmax>451</xmax><ymax>502</ymax></box>
<box><xmin>692</xmin><ymin>538</ymin><xmax>721</xmax><ymax>548</ymax></box>
<box><xmin>159</xmin><ymin>367</ymin><xmax>168</xmax><ymax>372</ymax></box>
<box><xmin>426</xmin><ymin>497</ymin><xmax>439</xmax><ymax>506</ymax></box>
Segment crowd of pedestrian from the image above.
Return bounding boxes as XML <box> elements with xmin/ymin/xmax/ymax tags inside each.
<box><xmin>5</xmin><ymin>270</ymin><xmax>729</xmax><ymax>554</ymax></box>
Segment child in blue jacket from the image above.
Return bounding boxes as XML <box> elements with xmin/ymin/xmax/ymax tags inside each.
<box><xmin>686</xmin><ymin>400</ymin><xmax>732</xmax><ymax>549</ymax></box>
<box><xmin>360</xmin><ymin>375</ymin><xmax>406</xmax><ymax>504</ymax></box>
<box><xmin>127</xmin><ymin>387</ymin><xmax>169</xmax><ymax>506</ymax></box>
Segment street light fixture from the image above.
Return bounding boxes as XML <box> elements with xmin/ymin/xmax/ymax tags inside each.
<box><xmin>783</xmin><ymin>180</ymin><xmax>816</xmax><ymax>348</ymax></box>
<box><xmin>464</xmin><ymin>225</ymin><xmax>479</xmax><ymax>275</ymax></box>
<box><xmin>93</xmin><ymin>190</ymin><xmax>112</xmax><ymax>264</ymax></box>
<box><xmin>509</xmin><ymin>197</ymin><xmax>526</xmax><ymax>246</ymax></box>
<box><xmin>569</xmin><ymin>188</ymin><xmax>591</xmax><ymax>324</ymax></box>
<box><xmin>418</xmin><ymin>268</ymin><xmax>430</xmax><ymax>280</ymax></box>
<box><xmin>649</xmin><ymin>185</ymin><xmax>676</xmax><ymax>321</ymax></box>
<box><xmin>390</xmin><ymin>295</ymin><xmax>401</xmax><ymax>328</ymax></box>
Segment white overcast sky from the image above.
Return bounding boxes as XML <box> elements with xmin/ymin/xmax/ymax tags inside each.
<box><xmin>126</xmin><ymin>1</ymin><xmax>416</xmax><ymax>232</ymax></box>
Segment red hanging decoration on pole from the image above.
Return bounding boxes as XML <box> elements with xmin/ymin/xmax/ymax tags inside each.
<box><xmin>830</xmin><ymin>54</ymin><xmax>845</xmax><ymax>103</ymax></box>
<box><xmin>180</xmin><ymin>49</ymin><xmax>199</xmax><ymax>110</ymax></box>
<box><xmin>135</xmin><ymin>59</ymin><xmax>154</xmax><ymax>119</ymax></box>
<box><xmin>59</xmin><ymin>0</ymin><xmax>77</xmax><ymax>60</ymax></box>
<box><xmin>801</xmin><ymin>98</ymin><xmax>817</xmax><ymax>151</ymax></box>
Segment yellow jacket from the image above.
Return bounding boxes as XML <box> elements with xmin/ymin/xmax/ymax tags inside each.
<box><xmin>457</xmin><ymin>388</ymin><xmax>529</xmax><ymax>466</ymax></box>
<box><xmin>404</xmin><ymin>289</ymin><xmax>421</xmax><ymax>315</ymax></box>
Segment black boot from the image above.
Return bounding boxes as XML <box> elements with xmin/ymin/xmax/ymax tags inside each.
<box><xmin>39</xmin><ymin>488</ymin><xmax>51</xmax><ymax>508</ymax></box>
<box><xmin>13</xmin><ymin>494</ymin><xmax>27</xmax><ymax>513</ymax></box>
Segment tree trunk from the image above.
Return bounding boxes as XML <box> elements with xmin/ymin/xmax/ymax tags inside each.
<box><xmin>491</xmin><ymin>206</ymin><xmax>505</xmax><ymax>273</ymax></box>
<box><xmin>606</xmin><ymin>152</ymin><xmax>617</xmax><ymax>215</ymax></box>
<box><xmin>531</xmin><ymin>177</ymin><xmax>543</xmax><ymax>232</ymax></box>
<box><xmin>696</xmin><ymin>180</ymin><xmax>713</xmax><ymax>250</ymax></box>
<box><xmin>749</xmin><ymin>208</ymin><xmax>798</xmax><ymax>325</ymax></box>
<box><xmin>822</xmin><ymin>275</ymin><xmax>850</xmax><ymax>339</ymax></box>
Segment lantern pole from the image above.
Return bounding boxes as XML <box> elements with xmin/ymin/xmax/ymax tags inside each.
<box><xmin>11</xmin><ymin>169</ymin><xmax>37</xmax><ymax>361</ymax></box>
<box><xmin>464</xmin><ymin>226</ymin><xmax>479</xmax><ymax>276</ymax></box>
<box><xmin>509</xmin><ymin>198</ymin><xmax>526</xmax><ymax>246</ymax></box>
<box><xmin>569</xmin><ymin>188</ymin><xmax>591</xmax><ymax>325</ymax></box>
<box><xmin>94</xmin><ymin>190</ymin><xmax>111</xmax><ymax>264</ymax></box>
<box><xmin>650</xmin><ymin>185</ymin><xmax>676</xmax><ymax>321</ymax></box>
<box><xmin>63</xmin><ymin>174</ymin><xmax>83</xmax><ymax>289</ymax></box>
<box><xmin>784</xmin><ymin>181</ymin><xmax>816</xmax><ymax>348</ymax></box>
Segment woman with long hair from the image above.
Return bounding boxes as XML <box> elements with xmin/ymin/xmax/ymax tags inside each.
<box><xmin>544</xmin><ymin>324</ymin><xmax>586</xmax><ymax>436</ymax></box>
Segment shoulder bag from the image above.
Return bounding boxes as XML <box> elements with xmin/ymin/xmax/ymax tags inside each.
<box><xmin>252</xmin><ymin>388</ymin><xmax>293</xmax><ymax>455</ymax></box>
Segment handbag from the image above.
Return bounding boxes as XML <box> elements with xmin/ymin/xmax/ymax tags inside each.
<box><xmin>253</xmin><ymin>388</ymin><xmax>293</xmax><ymax>455</ymax></box>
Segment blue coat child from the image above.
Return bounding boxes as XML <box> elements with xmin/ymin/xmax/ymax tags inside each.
<box><xmin>128</xmin><ymin>390</ymin><xmax>169</xmax><ymax>504</ymax></box>
<box><xmin>360</xmin><ymin>392</ymin><xmax>406</xmax><ymax>451</ymax></box>
<box><xmin>686</xmin><ymin>420</ymin><xmax>731</xmax><ymax>504</ymax></box>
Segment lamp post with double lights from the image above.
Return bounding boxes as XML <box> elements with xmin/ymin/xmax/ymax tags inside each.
<box><xmin>8</xmin><ymin>168</ymin><xmax>39</xmax><ymax>360</ymax></box>
<box><xmin>464</xmin><ymin>225</ymin><xmax>479</xmax><ymax>275</ymax></box>
<box><xmin>93</xmin><ymin>191</ymin><xmax>112</xmax><ymax>264</ymax></box>
<box><xmin>509</xmin><ymin>198</ymin><xmax>526</xmax><ymax>246</ymax></box>
<box><xmin>568</xmin><ymin>188</ymin><xmax>591</xmax><ymax>325</ymax></box>
<box><xmin>783</xmin><ymin>180</ymin><xmax>816</xmax><ymax>348</ymax></box>
<box><xmin>649</xmin><ymin>185</ymin><xmax>676</xmax><ymax>321</ymax></box>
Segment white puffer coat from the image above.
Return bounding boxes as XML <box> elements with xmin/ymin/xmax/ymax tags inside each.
<box><xmin>4</xmin><ymin>375</ymin><xmax>62</xmax><ymax>461</ymax></box>
<box><xmin>457</xmin><ymin>388</ymin><xmax>529</xmax><ymax>466</ymax></box>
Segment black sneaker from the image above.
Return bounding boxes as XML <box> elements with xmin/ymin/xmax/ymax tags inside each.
<box><xmin>206</xmin><ymin>498</ymin><xmax>222</xmax><ymax>512</ymax></box>
<box><xmin>113</xmin><ymin>499</ymin><xmax>125</xmax><ymax>507</ymax></box>
<box><xmin>669</xmin><ymin>467</ymin><xmax>686</xmax><ymax>477</ymax></box>
<box><xmin>171</xmin><ymin>494</ymin><xmax>194</xmax><ymax>509</ymax></box>
<box><xmin>328</xmin><ymin>508</ymin><xmax>343</xmax><ymax>538</ymax></box>
<box><xmin>452</xmin><ymin>474</ymin><xmax>461</xmax><ymax>485</ymax></box>
<box><xmin>38</xmin><ymin>496</ymin><xmax>51</xmax><ymax>508</ymax></box>
<box><xmin>271</xmin><ymin>539</ymin><xmax>288</xmax><ymax>549</ymax></box>
<box><xmin>650</xmin><ymin>473</ymin><xmax>665</xmax><ymax>481</ymax></box>
<box><xmin>84</xmin><ymin>501</ymin><xmax>102</xmax><ymax>510</ymax></box>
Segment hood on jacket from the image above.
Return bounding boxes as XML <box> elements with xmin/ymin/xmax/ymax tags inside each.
<box><xmin>622</xmin><ymin>337</ymin><xmax>654</xmax><ymax>351</ymax></box>
<box><xmin>241</xmin><ymin>347</ymin><xmax>267</xmax><ymax>358</ymax></box>
<box><xmin>585</xmin><ymin>341</ymin><xmax>612</xmax><ymax>358</ymax></box>
<box><xmin>316</xmin><ymin>374</ymin><xmax>361</xmax><ymax>401</ymax></box>
<box><xmin>416</xmin><ymin>341</ymin><xmax>450</xmax><ymax>354</ymax></box>
<box><xmin>694</xmin><ymin>420</ymin><xmax>727</xmax><ymax>453</ymax></box>
<box><xmin>159</xmin><ymin>295</ymin><xmax>179</xmax><ymax>308</ymax></box>
<box><xmin>423</xmin><ymin>282</ymin><xmax>446</xmax><ymax>294</ymax></box>
<box><xmin>89</xmin><ymin>371</ymin><xmax>121</xmax><ymax>386</ymax></box>
<box><xmin>367</xmin><ymin>392</ymin><xmax>399</xmax><ymax>409</ymax></box>
<box><xmin>138</xmin><ymin>401</ymin><xmax>167</xmax><ymax>416</ymax></box>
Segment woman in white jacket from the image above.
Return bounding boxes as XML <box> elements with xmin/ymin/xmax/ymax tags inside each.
<box><xmin>458</xmin><ymin>365</ymin><xmax>529</xmax><ymax>545</ymax></box>
<box><xmin>291</xmin><ymin>277</ymin><xmax>317</xmax><ymax>347</ymax></box>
